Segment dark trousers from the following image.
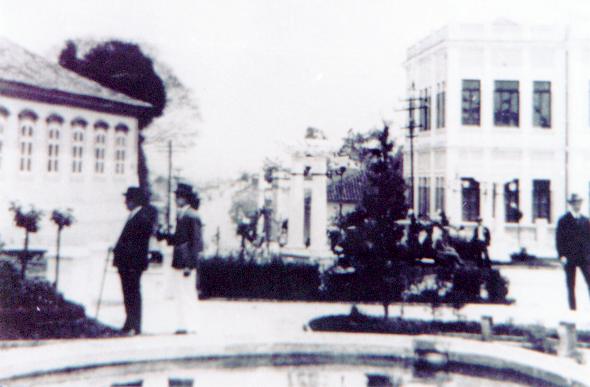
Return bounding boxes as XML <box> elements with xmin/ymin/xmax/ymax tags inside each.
<box><xmin>118</xmin><ymin>269</ymin><xmax>143</xmax><ymax>332</ymax></box>
<box><xmin>564</xmin><ymin>258</ymin><xmax>590</xmax><ymax>310</ymax></box>
<box><xmin>473</xmin><ymin>240</ymin><xmax>491</xmax><ymax>267</ymax></box>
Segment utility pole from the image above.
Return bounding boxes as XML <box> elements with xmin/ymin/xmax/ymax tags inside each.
<box><xmin>166</xmin><ymin>140</ymin><xmax>172</xmax><ymax>232</ymax></box>
<box><xmin>403</xmin><ymin>94</ymin><xmax>427</xmax><ymax>211</ymax></box>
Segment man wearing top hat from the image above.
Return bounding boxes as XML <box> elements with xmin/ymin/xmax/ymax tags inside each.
<box><xmin>556</xmin><ymin>193</ymin><xmax>590</xmax><ymax>310</ymax></box>
<box><xmin>113</xmin><ymin>187</ymin><xmax>157</xmax><ymax>335</ymax></box>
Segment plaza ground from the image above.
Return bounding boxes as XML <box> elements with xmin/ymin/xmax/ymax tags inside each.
<box><xmin>46</xmin><ymin>249</ymin><xmax>590</xmax><ymax>337</ymax></box>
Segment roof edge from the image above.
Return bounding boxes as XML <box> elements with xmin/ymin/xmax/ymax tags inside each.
<box><xmin>0</xmin><ymin>79</ymin><xmax>153</xmax><ymax>121</ymax></box>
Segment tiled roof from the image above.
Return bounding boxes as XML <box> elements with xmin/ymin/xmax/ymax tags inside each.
<box><xmin>0</xmin><ymin>38</ymin><xmax>152</xmax><ymax>109</ymax></box>
<box><xmin>327</xmin><ymin>171</ymin><xmax>366</xmax><ymax>203</ymax></box>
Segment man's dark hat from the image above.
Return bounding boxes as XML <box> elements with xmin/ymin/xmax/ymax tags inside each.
<box><xmin>567</xmin><ymin>193</ymin><xmax>583</xmax><ymax>204</ymax></box>
<box><xmin>174</xmin><ymin>182</ymin><xmax>194</xmax><ymax>199</ymax></box>
<box><xmin>123</xmin><ymin>186</ymin><xmax>147</xmax><ymax>203</ymax></box>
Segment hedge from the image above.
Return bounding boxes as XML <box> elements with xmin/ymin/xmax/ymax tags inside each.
<box><xmin>196</xmin><ymin>256</ymin><xmax>510</xmax><ymax>305</ymax></box>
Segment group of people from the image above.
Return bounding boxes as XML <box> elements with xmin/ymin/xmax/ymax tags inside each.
<box><xmin>112</xmin><ymin>182</ymin><xmax>203</xmax><ymax>335</ymax></box>
<box><xmin>406</xmin><ymin>210</ymin><xmax>491</xmax><ymax>267</ymax></box>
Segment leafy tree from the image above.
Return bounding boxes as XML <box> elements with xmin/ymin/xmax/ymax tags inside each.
<box><xmin>50</xmin><ymin>209</ymin><xmax>75</xmax><ymax>289</ymax></box>
<box><xmin>58</xmin><ymin>40</ymin><xmax>166</xmax><ymax>192</ymax></box>
<box><xmin>9</xmin><ymin>203</ymin><xmax>44</xmax><ymax>279</ymax></box>
<box><xmin>330</xmin><ymin>124</ymin><xmax>408</xmax><ymax>317</ymax></box>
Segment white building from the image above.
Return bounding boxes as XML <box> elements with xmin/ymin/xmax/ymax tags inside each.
<box><xmin>0</xmin><ymin>39</ymin><xmax>152</xmax><ymax>253</ymax></box>
<box><xmin>404</xmin><ymin>21</ymin><xmax>590</xmax><ymax>259</ymax></box>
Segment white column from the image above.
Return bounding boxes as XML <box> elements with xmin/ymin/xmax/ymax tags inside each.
<box><xmin>310</xmin><ymin>157</ymin><xmax>328</xmax><ymax>253</ymax></box>
<box><xmin>287</xmin><ymin>158</ymin><xmax>305</xmax><ymax>250</ymax></box>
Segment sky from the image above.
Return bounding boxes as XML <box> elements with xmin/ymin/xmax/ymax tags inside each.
<box><xmin>1</xmin><ymin>0</ymin><xmax>590</xmax><ymax>183</ymax></box>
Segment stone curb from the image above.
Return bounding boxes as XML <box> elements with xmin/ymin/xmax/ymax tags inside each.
<box><xmin>0</xmin><ymin>333</ymin><xmax>587</xmax><ymax>386</ymax></box>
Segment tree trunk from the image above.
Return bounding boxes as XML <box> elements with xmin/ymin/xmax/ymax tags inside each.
<box><xmin>21</xmin><ymin>230</ymin><xmax>29</xmax><ymax>280</ymax></box>
<box><xmin>54</xmin><ymin>227</ymin><xmax>62</xmax><ymax>289</ymax></box>
<box><xmin>137</xmin><ymin>132</ymin><xmax>151</xmax><ymax>197</ymax></box>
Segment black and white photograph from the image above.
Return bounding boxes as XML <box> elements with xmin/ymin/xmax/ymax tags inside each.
<box><xmin>1</xmin><ymin>0</ymin><xmax>590</xmax><ymax>385</ymax></box>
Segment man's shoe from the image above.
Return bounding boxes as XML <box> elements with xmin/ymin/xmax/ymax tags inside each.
<box><xmin>174</xmin><ymin>329</ymin><xmax>188</xmax><ymax>335</ymax></box>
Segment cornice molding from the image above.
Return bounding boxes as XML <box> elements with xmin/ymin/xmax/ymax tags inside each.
<box><xmin>0</xmin><ymin>79</ymin><xmax>153</xmax><ymax>124</ymax></box>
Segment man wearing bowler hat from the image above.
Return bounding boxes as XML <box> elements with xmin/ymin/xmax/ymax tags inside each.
<box><xmin>556</xmin><ymin>193</ymin><xmax>590</xmax><ymax>310</ymax></box>
<box><xmin>158</xmin><ymin>182</ymin><xmax>203</xmax><ymax>333</ymax></box>
<box><xmin>113</xmin><ymin>186</ymin><xmax>157</xmax><ymax>335</ymax></box>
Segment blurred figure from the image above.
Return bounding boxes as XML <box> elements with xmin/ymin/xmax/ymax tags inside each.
<box><xmin>556</xmin><ymin>193</ymin><xmax>590</xmax><ymax>311</ymax></box>
<box><xmin>113</xmin><ymin>187</ymin><xmax>157</xmax><ymax>335</ymax></box>
<box><xmin>471</xmin><ymin>217</ymin><xmax>491</xmax><ymax>267</ymax></box>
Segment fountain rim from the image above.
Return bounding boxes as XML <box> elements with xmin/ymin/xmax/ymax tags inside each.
<box><xmin>0</xmin><ymin>333</ymin><xmax>586</xmax><ymax>387</ymax></box>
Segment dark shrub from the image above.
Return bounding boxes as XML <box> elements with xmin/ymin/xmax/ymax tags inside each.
<box><xmin>445</xmin><ymin>266</ymin><xmax>483</xmax><ymax>304</ymax></box>
<box><xmin>0</xmin><ymin>261</ymin><xmax>118</xmax><ymax>339</ymax></box>
<box><xmin>484</xmin><ymin>268</ymin><xmax>510</xmax><ymax>303</ymax></box>
<box><xmin>197</xmin><ymin>256</ymin><xmax>321</xmax><ymax>301</ymax></box>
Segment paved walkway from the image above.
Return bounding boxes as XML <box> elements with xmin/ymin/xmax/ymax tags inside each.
<box><xmin>48</xmin><ymin>251</ymin><xmax>590</xmax><ymax>335</ymax></box>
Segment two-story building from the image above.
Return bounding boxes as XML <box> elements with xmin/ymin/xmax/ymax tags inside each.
<box><xmin>404</xmin><ymin>21</ymin><xmax>590</xmax><ymax>259</ymax></box>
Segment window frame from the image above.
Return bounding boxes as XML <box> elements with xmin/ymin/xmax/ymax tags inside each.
<box><xmin>494</xmin><ymin>80</ymin><xmax>520</xmax><ymax>127</ymax></box>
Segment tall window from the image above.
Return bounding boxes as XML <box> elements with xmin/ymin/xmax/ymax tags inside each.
<box><xmin>94</xmin><ymin>121</ymin><xmax>109</xmax><ymax>174</ymax></box>
<box><xmin>494</xmin><ymin>80</ymin><xmax>519</xmax><ymax>127</ymax></box>
<box><xmin>71</xmin><ymin>121</ymin><xmax>86</xmax><ymax>174</ymax></box>
<box><xmin>462</xmin><ymin>80</ymin><xmax>480</xmax><ymax>125</ymax></box>
<box><xmin>46</xmin><ymin>114</ymin><xmax>63</xmax><ymax>173</ymax></box>
<box><xmin>418</xmin><ymin>177</ymin><xmax>431</xmax><ymax>218</ymax></box>
<box><xmin>533</xmin><ymin>180</ymin><xmax>551</xmax><ymax>222</ymax></box>
<box><xmin>434</xmin><ymin>177</ymin><xmax>445</xmax><ymax>212</ymax></box>
<box><xmin>0</xmin><ymin>112</ymin><xmax>6</xmax><ymax>170</ymax></box>
<box><xmin>504</xmin><ymin>179</ymin><xmax>521</xmax><ymax>223</ymax></box>
<box><xmin>94</xmin><ymin>129</ymin><xmax>107</xmax><ymax>174</ymax></box>
<box><xmin>436</xmin><ymin>82</ymin><xmax>446</xmax><ymax>129</ymax></box>
<box><xmin>18</xmin><ymin>110</ymin><xmax>38</xmax><ymax>172</ymax></box>
<box><xmin>114</xmin><ymin>126</ymin><xmax>128</xmax><ymax>175</ymax></box>
<box><xmin>419</xmin><ymin>88</ymin><xmax>431</xmax><ymax>131</ymax></box>
<box><xmin>461</xmin><ymin>178</ymin><xmax>480</xmax><ymax>222</ymax></box>
<box><xmin>533</xmin><ymin>81</ymin><xmax>551</xmax><ymax>128</ymax></box>
<box><xmin>47</xmin><ymin>125</ymin><xmax>60</xmax><ymax>172</ymax></box>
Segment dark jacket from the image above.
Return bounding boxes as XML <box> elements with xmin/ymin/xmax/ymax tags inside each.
<box><xmin>113</xmin><ymin>205</ymin><xmax>157</xmax><ymax>272</ymax></box>
<box><xmin>556</xmin><ymin>212</ymin><xmax>590</xmax><ymax>261</ymax></box>
<box><xmin>170</xmin><ymin>207</ymin><xmax>203</xmax><ymax>269</ymax></box>
<box><xmin>472</xmin><ymin>225</ymin><xmax>491</xmax><ymax>246</ymax></box>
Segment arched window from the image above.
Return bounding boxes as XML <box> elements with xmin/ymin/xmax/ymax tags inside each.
<box><xmin>46</xmin><ymin>114</ymin><xmax>63</xmax><ymax>173</ymax></box>
<box><xmin>114</xmin><ymin>123</ymin><xmax>129</xmax><ymax>175</ymax></box>
<box><xmin>0</xmin><ymin>106</ymin><xmax>8</xmax><ymax>170</ymax></box>
<box><xmin>18</xmin><ymin>109</ymin><xmax>38</xmax><ymax>172</ymax></box>
<box><xmin>71</xmin><ymin>118</ymin><xmax>87</xmax><ymax>174</ymax></box>
<box><xmin>94</xmin><ymin>123</ymin><xmax>108</xmax><ymax>174</ymax></box>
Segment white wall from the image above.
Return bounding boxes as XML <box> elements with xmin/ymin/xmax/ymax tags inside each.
<box><xmin>0</xmin><ymin>95</ymin><xmax>140</xmax><ymax>255</ymax></box>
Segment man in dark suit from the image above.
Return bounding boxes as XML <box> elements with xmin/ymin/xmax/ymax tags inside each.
<box><xmin>472</xmin><ymin>217</ymin><xmax>491</xmax><ymax>267</ymax></box>
<box><xmin>556</xmin><ymin>193</ymin><xmax>590</xmax><ymax>310</ymax></box>
<box><xmin>113</xmin><ymin>187</ymin><xmax>157</xmax><ymax>335</ymax></box>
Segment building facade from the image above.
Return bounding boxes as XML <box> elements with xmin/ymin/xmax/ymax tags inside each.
<box><xmin>404</xmin><ymin>21</ymin><xmax>590</xmax><ymax>259</ymax></box>
<box><xmin>0</xmin><ymin>39</ymin><xmax>152</xmax><ymax>253</ymax></box>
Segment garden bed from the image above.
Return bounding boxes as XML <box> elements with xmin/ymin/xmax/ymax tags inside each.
<box><xmin>309</xmin><ymin>309</ymin><xmax>590</xmax><ymax>352</ymax></box>
<box><xmin>0</xmin><ymin>261</ymin><xmax>121</xmax><ymax>340</ymax></box>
